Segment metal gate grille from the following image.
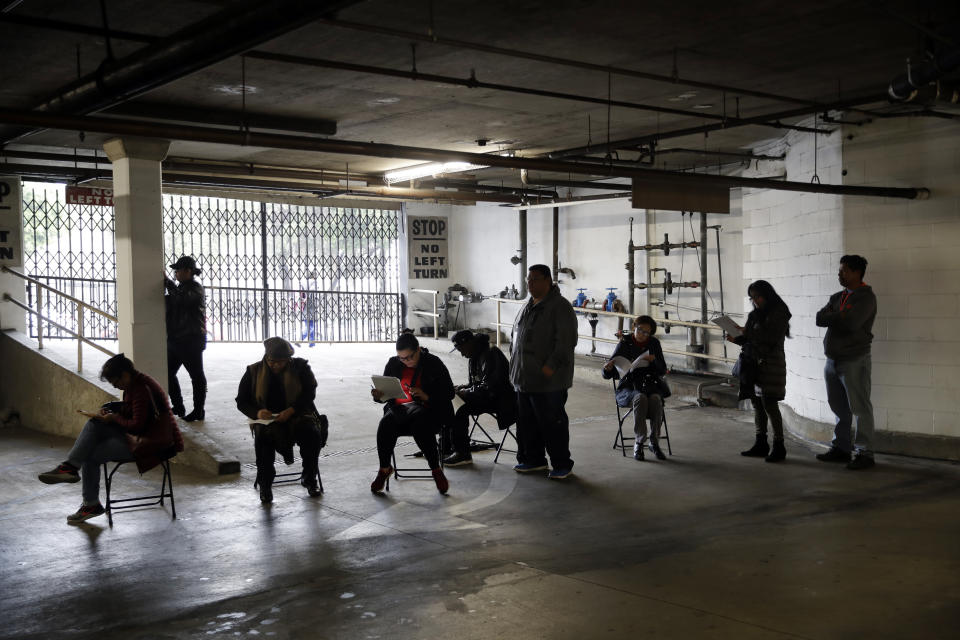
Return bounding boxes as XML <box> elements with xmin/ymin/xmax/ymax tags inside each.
<box><xmin>22</xmin><ymin>184</ymin><xmax>117</xmax><ymax>340</ymax></box>
<box><xmin>20</xmin><ymin>185</ymin><xmax>402</xmax><ymax>343</ymax></box>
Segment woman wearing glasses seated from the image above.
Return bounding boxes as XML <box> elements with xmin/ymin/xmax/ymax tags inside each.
<box><xmin>602</xmin><ymin>315</ymin><xmax>669</xmax><ymax>461</ymax></box>
<box><xmin>370</xmin><ymin>333</ymin><xmax>455</xmax><ymax>494</ymax></box>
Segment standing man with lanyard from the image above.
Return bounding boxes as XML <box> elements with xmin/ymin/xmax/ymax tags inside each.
<box><xmin>165</xmin><ymin>256</ymin><xmax>207</xmax><ymax>422</ymax></box>
<box><xmin>509</xmin><ymin>264</ymin><xmax>578</xmax><ymax>479</ymax></box>
<box><xmin>815</xmin><ymin>254</ymin><xmax>878</xmax><ymax>470</ymax></box>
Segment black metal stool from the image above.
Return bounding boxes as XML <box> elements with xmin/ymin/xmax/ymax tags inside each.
<box><xmin>102</xmin><ymin>447</ymin><xmax>177</xmax><ymax>527</ymax></box>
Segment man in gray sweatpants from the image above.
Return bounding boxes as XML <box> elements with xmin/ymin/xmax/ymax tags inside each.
<box><xmin>815</xmin><ymin>254</ymin><xmax>878</xmax><ymax>470</ymax></box>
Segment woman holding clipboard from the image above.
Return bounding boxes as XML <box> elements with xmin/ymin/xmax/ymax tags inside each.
<box><xmin>602</xmin><ymin>315</ymin><xmax>669</xmax><ymax>461</ymax></box>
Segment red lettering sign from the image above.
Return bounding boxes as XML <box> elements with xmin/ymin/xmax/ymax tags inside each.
<box><xmin>65</xmin><ymin>186</ymin><xmax>114</xmax><ymax>207</ymax></box>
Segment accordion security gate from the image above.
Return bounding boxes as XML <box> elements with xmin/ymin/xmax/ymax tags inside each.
<box><xmin>22</xmin><ymin>186</ymin><xmax>403</xmax><ymax>344</ymax></box>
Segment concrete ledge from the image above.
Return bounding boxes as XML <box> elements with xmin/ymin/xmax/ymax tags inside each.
<box><xmin>0</xmin><ymin>330</ymin><xmax>240</xmax><ymax>475</ymax></box>
<box><xmin>781</xmin><ymin>403</ymin><xmax>960</xmax><ymax>462</ymax></box>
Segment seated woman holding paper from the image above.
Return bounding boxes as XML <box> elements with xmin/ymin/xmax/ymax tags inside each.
<box><xmin>236</xmin><ymin>337</ymin><xmax>327</xmax><ymax>503</ymax></box>
<box><xmin>370</xmin><ymin>333</ymin><xmax>454</xmax><ymax>494</ymax></box>
<box><xmin>602</xmin><ymin>315</ymin><xmax>669</xmax><ymax>461</ymax></box>
<box><xmin>37</xmin><ymin>353</ymin><xmax>184</xmax><ymax>523</ymax></box>
<box><xmin>726</xmin><ymin>280</ymin><xmax>791</xmax><ymax>463</ymax></box>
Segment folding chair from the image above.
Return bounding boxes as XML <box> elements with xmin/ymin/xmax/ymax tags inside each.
<box><xmin>249</xmin><ymin>423</ymin><xmax>325</xmax><ymax>494</ymax></box>
<box><xmin>468</xmin><ymin>413</ymin><xmax>500</xmax><ymax>451</ymax></box>
<box><xmin>611</xmin><ymin>379</ymin><xmax>672</xmax><ymax>457</ymax></box>
<box><xmin>467</xmin><ymin>412</ymin><xmax>518</xmax><ymax>464</ymax></box>
<box><xmin>391</xmin><ymin>431</ymin><xmax>445</xmax><ymax>485</ymax></box>
<box><xmin>102</xmin><ymin>446</ymin><xmax>177</xmax><ymax>527</ymax></box>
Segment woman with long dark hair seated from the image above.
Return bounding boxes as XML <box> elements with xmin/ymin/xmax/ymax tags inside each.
<box><xmin>602</xmin><ymin>315</ymin><xmax>670</xmax><ymax>461</ymax></box>
<box><xmin>370</xmin><ymin>333</ymin><xmax>454</xmax><ymax>494</ymax></box>
<box><xmin>728</xmin><ymin>280</ymin><xmax>792</xmax><ymax>462</ymax></box>
<box><xmin>38</xmin><ymin>353</ymin><xmax>184</xmax><ymax>523</ymax></box>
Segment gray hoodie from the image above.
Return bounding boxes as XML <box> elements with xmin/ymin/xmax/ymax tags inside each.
<box><xmin>509</xmin><ymin>285</ymin><xmax>579</xmax><ymax>392</ymax></box>
<box><xmin>815</xmin><ymin>285</ymin><xmax>877</xmax><ymax>360</ymax></box>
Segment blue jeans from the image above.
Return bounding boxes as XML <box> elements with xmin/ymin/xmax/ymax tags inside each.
<box><xmin>824</xmin><ymin>355</ymin><xmax>875</xmax><ymax>457</ymax></box>
<box><xmin>516</xmin><ymin>390</ymin><xmax>573</xmax><ymax>471</ymax></box>
<box><xmin>67</xmin><ymin>420</ymin><xmax>135</xmax><ymax>503</ymax></box>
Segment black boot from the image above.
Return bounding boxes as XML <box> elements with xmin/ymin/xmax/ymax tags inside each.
<box><xmin>741</xmin><ymin>434</ymin><xmax>769</xmax><ymax>457</ymax></box>
<box><xmin>765</xmin><ymin>440</ymin><xmax>786</xmax><ymax>463</ymax></box>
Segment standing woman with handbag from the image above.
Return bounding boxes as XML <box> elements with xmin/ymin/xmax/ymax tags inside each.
<box><xmin>602</xmin><ymin>315</ymin><xmax>669</xmax><ymax>461</ymax></box>
<box><xmin>728</xmin><ymin>280</ymin><xmax>792</xmax><ymax>462</ymax></box>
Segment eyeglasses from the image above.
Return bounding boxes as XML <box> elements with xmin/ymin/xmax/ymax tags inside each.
<box><xmin>634</xmin><ymin>329</ymin><xmax>651</xmax><ymax>336</ymax></box>
<box><xmin>397</xmin><ymin>351</ymin><xmax>418</xmax><ymax>362</ymax></box>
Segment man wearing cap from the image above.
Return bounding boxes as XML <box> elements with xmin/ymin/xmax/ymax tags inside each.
<box><xmin>164</xmin><ymin>256</ymin><xmax>207</xmax><ymax>422</ymax></box>
<box><xmin>236</xmin><ymin>337</ymin><xmax>328</xmax><ymax>502</ymax></box>
<box><xmin>444</xmin><ymin>330</ymin><xmax>516</xmax><ymax>467</ymax></box>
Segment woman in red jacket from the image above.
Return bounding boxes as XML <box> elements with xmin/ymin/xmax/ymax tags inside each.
<box><xmin>38</xmin><ymin>353</ymin><xmax>184</xmax><ymax>523</ymax></box>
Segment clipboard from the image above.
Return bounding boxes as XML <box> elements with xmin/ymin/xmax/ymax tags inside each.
<box><xmin>371</xmin><ymin>375</ymin><xmax>409</xmax><ymax>401</ymax></box>
<box><xmin>711</xmin><ymin>315</ymin><xmax>744</xmax><ymax>337</ymax></box>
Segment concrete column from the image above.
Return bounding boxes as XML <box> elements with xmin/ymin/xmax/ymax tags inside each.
<box><xmin>0</xmin><ymin>176</ymin><xmax>26</xmax><ymax>332</ymax></box>
<box><xmin>103</xmin><ymin>137</ymin><xmax>170</xmax><ymax>386</ymax></box>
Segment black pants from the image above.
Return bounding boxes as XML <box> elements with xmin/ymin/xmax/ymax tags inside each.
<box><xmin>167</xmin><ymin>335</ymin><xmax>207</xmax><ymax>412</ymax></box>
<box><xmin>751</xmin><ymin>396</ymin><xmax>784</xmax><ymax>441</ymax></box>
<box><xmin>516</xmin><ymin>390</ymin><xmax>573</xmax><ymax>470</ymax></box>
<box><xmin>254</xmin><ymin>417</ymin><xmax>322</xmax><ymax>485</ymax></box>
<box><xmin>376</xmin><ymin>409</ymin><xmax>441</xmax><ymax>469</ymax></box>
<box><xmin>444</xmin><ymin>398</ymin><xmax>498</xmax><ymax>455</ymax></box>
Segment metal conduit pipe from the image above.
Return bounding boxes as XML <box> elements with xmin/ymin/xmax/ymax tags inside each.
<box><xmin>552</xmin><ymin>207</ymin><xmax>559</xmax><ymax>283</ymax></box>
<box><xmin>518</xmin><ymin>209</ymin><xmax>528</xmax><ymax>299</ymax></box>
<box><xmin>0</xmin><ymin>0</ymin><xmax>360</xmax><ymax>144</ymax></box>
<box><xmin>0</xmin><ymin>108</ymin><xmax>930</xmax><ymax>200</ymax></box>
<box><xmin>547</xmin><ymin>93</ymin><xmax>885</xmax><ymax>160</ymax></box>
<box><xmin>888</xmin><ymin>48</ymin><xmax>960</xmax><ymax>101</ymax></box>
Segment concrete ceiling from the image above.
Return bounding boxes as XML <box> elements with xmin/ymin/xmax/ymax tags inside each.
<box><xmin>1</xmin><ymin>0</ymin><xmax>958</xmax><ymax>193</ymax></box>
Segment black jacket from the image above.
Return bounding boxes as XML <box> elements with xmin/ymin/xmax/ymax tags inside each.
<box><xmin>460</xmin><ymin>334</ymin><xmax>517</xmax><ymax>428</ymax></box>
<box><xmin>235</xmin><ymin>357</ymin><xmax>319</xmax><ymax>419</ymax></box>
<box><xmin>733</xmin><ymin>305</ymin><xmax>790</xmax><ymax>400</ymax></box>
<box><xmin>816</xmin><ymin>285</ymin><xmax>876</xmax><ymax>360</ymax></box>
<box><xmin>602</xmin><ymin>335</ymin><xmax>669</xmax><ymax>398</ymax></box>
<box><xmin>164</xmin><ymin>277</ymin><xmax>206</xmax><ymax>342</ymax></box>
<box><xmin>382</xmin><ymin>348</ymin><xmax>455</xmax><ymax>427</ymax></box>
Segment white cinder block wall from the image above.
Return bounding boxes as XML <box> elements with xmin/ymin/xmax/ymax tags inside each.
<box><xmin>841</xmin><ymin>118</ymin><xmax>960</xmax><ymax>440</ymax></box>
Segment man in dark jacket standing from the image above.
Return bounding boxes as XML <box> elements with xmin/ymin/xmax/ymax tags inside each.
<box><xmin>815</xmin><ymin>255</ymin><xmax>878</xmax><ymax>470</ymax></box>
<box><xmin>164</xmin><ymin>256</ymin><xmax>207</xmax><ymax>422</ymax></box>
<box><xmin>509</xmin><ymin>264</ymin><xmax>578</xmax><ymax>479</ymax></box>
<box><xmin>236</xmin><ymin>337</ymin><xmax>327</xmax><ymax>502</ymax></box>
<box><xmin>443</xmin><ymin>330</ymin><xmax>517</xmax><ymax>467</ymax></box>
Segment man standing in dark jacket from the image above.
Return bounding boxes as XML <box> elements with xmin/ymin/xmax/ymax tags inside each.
<box><xmin>815</xmin><ymin>255</ymin><xmax>878</xmax><ymax>470</ymax></box>
<box><xmin>236</xmin><ymin>337</ymin><xmax>327</xmax><ymax>502</ymax></box>
<box><xmin>509</xmin><ymin>264</ymin><xmax>578</xmax><ymax>479</ymax></box>
<box><xmin>164</xmin><ymin>256</ymin><xmax>207</xmax><ymax>422</ymax></box>
<box><xmin>443</xmin><ymin>330</ymin><xmax>517</xmax><ymax>467</ymax></box>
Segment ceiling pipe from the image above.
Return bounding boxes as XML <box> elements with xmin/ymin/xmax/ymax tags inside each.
<box><xmin>0</xmin><ymin>108</ymin><xmax>929</xmax><ymax>200</ymax></box>
<box><xmin>0</xmin><ymin>0</ymin><xmax>360</xmax><ymax>144</ymax></box>
<box><xmin>548</xmin><ymin>93</ymin><xmax>881</xmax><ymax>159</ymax></box>
<box><xmin>244</xmin><ymin>51</ymin><xmax>817</xmax><ymax>133</ymax></box>
<box><xmin>104</xmin><ymin>102</ymin><xmax>337</xmax><ymax>136</ymax></box>
<box><xmin>0</xmin><ymin>12</ymin><xmax>839</xmax><ymax>112</ymax></box>
<box><xmin>888</xmin><ymin>48</ymin><xmax>960</xmax><ymax>101</ymax></box>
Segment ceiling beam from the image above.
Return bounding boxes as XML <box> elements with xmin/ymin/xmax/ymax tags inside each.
<box><xmin>104</xmin><ymin>102</ymin><xmax>336</xmax><ymax>136</ymax></box>
<box><xmin>0</xmin><ymin>108</ymin><xmax>928</xmax><ymax>200</ymax></box>
<box><xmin>0</xmin><ymin>0</ymin><xmax>360</xmax><ymax>144</ymax></box>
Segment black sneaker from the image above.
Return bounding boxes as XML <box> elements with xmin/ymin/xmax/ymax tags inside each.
<box><xmin>443</xmin><ymin>451</ymin><xmax>473</xmax><ymax>467</ymax></box>
<box><xmin>816</xmin><ymin>447</ymin><xmax>851</xmax><ymax>463</ymax></box>
<box><xmin>39</xmin><ymin>463</ymin><xmax>80</xmax><ymax>484</ymax></box>
<box><xmin>847</xmin><ymin>454</ymin><xmax>875</xmax><ymax>470</ymax></box>
<box><xmin>633</xmin><ymin>446</ymin><xmax>644</xmax><ymax>461</ymax></box>
<box><xmin>171</xmin><ymin>404</ymin><xmax>186</xmax><ymax>418</ymax></box>
<box><xmin>183</xmin><ymin>409</ymin><xmax>205</xmax><ymax>422</ymax></box>
<box><xmin>304</xmin><ymin>481</ymin><xmax>322</xmax><ymax>497</ymax></box>
<box><xmin>66</xmin><ymin>503</ymin><xmax>105</xmax><ymax>523</ymax></box>
<box><xmin>650</xmin><ymin>443</ymin><xmax>667</xmax><ymax>460</ymax></box>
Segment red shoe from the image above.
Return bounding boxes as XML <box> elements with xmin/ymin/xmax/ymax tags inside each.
<box><xmin>432</xmin><ymin>468</ymin><xmax>449</xmax><ymax>495</ymax></box>
<box><xmin>370</xmin><ymin>467</ymin><xmax>392</xmax><ymax>494</ymax></box>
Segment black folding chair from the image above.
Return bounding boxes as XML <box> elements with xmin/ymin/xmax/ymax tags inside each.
<box><xmin>467</xmin><ymin>412</ymin><xmax>518</xmax><ymax>464</ymax></box>
<box><xmin>390</xmin><ymin>431</ymin><xmax>445</xmax><ymax>487</ymax></box>
<box><xmin>102</xmin><ymin>446</ymin><xmax>177</xmax><ymax>527</ymax></box>
<box><xmin>249</xmin><ymin>422</ymin><xmax>325</xmax><ymax>494</ymax></box>
<box><xmin>468</xmin><ymin>413</ymin><xmax>501</xmax><ymax>451</ymax></box>
<box><xmin>612</xmin><ymin>379</ymin><xmax>672</xmax><ymax>457</ymax></box>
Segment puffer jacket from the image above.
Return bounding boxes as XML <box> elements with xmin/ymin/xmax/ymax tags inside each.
<box><xmin>733</xmin><ymin>305</ymin><xmax>790</xmax><ymax>401</ymax></box>
<box><xmin>509</xmin><ymin>285</ymin><xmax>579</xmax><ymax>392</ymax></box>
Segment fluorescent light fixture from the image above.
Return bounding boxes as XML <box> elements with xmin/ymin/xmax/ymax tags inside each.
<box><xmin>384</xmin><ymin>161</ymin><xmax>488</xmax><ymax>185</ymax></box>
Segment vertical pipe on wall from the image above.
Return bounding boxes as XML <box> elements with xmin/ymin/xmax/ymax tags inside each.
<box><xmin>552</xmin><ymin>206</ymin><xmax>559</xmax><ymax>283</ymax></box>
<box><xmin>260</xmin><ymin>201</ymin><xmax>269</xmax><ymax>339</ymax></box>
<box><xmin>627</xmin><ymin>217</ymin><xmax>635</xmax><ymax>314</ymax></box>
<box><xmin>518</xmin><ymin>208</ymin><xmax>528</xmax><ymax>298</ymax></box>
<box><xmin>699</xmin><ymin>211</ymin><xmax>709</xmax><ymax>370</ymax></box>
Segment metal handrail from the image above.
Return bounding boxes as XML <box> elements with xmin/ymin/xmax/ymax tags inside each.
<box><xmin>490</xmin><ymin>296</ymin><xmax>723</xmax><ymax>331</ymax></box>
<box><xmin>2</xmin><ymin>266</ymin><xmax>117</xmax><ymax>371</ymax></box>
<box><xmin>492</xmin><ymin>297</ymin><xmax>736</xmax><ymax>364</ymax></box>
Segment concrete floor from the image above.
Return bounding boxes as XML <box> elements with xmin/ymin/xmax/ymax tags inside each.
<box><xmin>2</xmin><ymin>341</ymin><xmax>959</xmax><ymax>639</ymax></box>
